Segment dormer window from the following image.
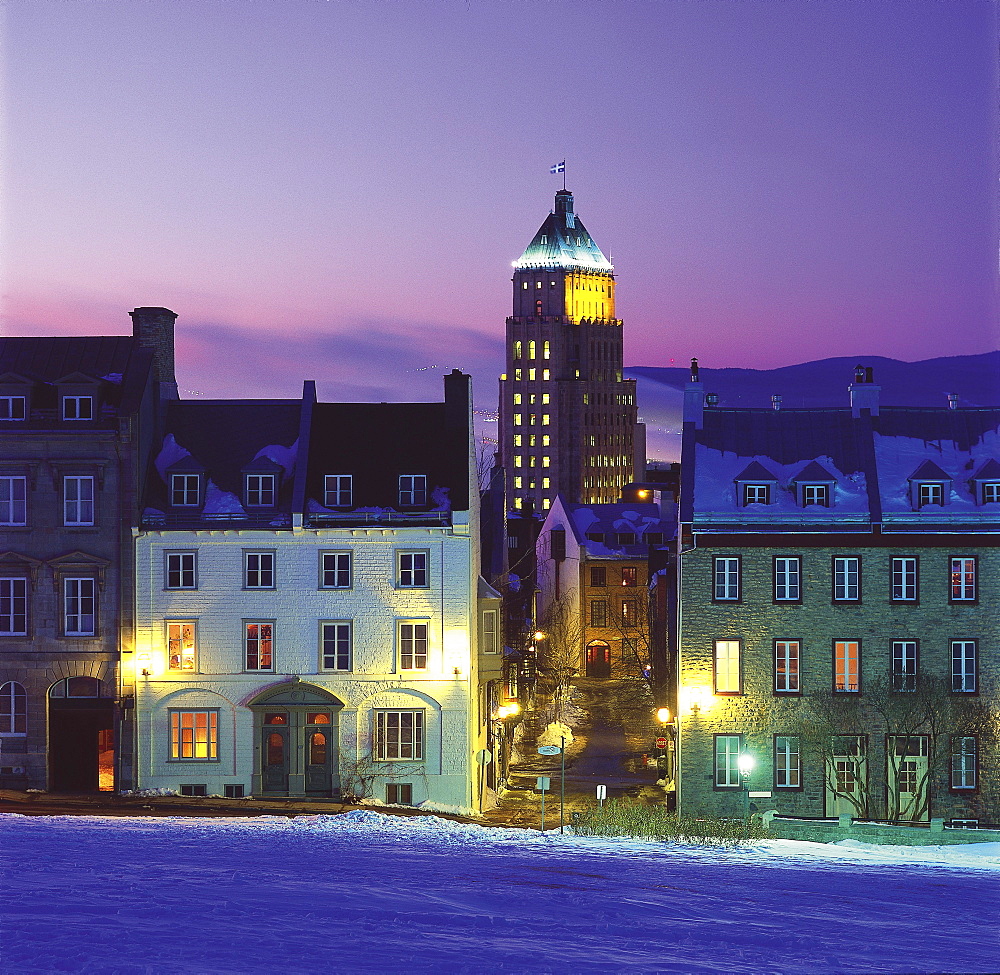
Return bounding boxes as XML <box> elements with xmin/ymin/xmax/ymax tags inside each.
<box><xmin>734</xmin><ymin>461</ymin><xmax>778</xmax><ymax>507</ymax></box>
<box><xmin>918</xmin><ymin>482</ymin><xmax>943</xmax><ymax>507</ymax></box>
<box><xmin>171</xmin><ymin>474</ymin><xmax>201</xmax><ymax>507</ymax></box>
<box><xmin>398</xmin><ymin>475</ymin><xmax>427</xmax><ymax>507</ymax></box>
<box><xmin>245</xmin><ymin>474</ymin><xmax>276</xmax><ymax>507</ymax></box>
<box><xmin>970</xmin><ymin>459</ymin><xmax>1000</xmax><ymax>505</ymax></box>
<box><xmin>983</xmin><ymin>482</ymin><xmax>1000</xmax><ymax>504</ymax></box>
<box><xmin>62</xmin><ymin>395</ymin><xmax>93</xmax><ymax>420</ymax></box>
<box><xmin>324</xmin><ymin>475</ymin><xmax>352</xmax><ymax>507</ymax></box>
<box><xmin>743</xmin><ymin>484</ymin><xmax>770</xmax><ymax>505</ymax></box>
<box><xmin>908</xmin><ymin>460</ymin><xmax>951</xmax><ymax>510</ymax></box>
<box><xmin>0</xmin><ymin>396</ymin><xmax>26</xmax><ymax>420</ymax></box>
<box><xmin>801</xmin><ymin>484</ymin><xmax>829</xmax><ymax>507</ymax></box>
<box><xmin>792</xmin><ymin>461</ymin><xmax>836</xmax><ymax>508</ymax></box>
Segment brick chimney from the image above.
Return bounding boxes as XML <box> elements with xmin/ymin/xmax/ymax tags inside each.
<box><xmin>849</xmin><ymin>364</ymin><xmax>880</xmax><ymax>418</ymax></box>
<box><xmin>130</xmin><ymin>306</ymin><xmax>179</xmax><ymax>400</ymax></box>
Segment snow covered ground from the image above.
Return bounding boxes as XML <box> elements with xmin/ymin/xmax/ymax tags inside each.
<box><xmin>2</xmin><ymin>811</ymin><xmax>999</xmax><ymax>974</ymax></box>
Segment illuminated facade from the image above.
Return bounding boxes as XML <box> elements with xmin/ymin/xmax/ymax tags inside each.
<box><xmin>133</xmin><ymin>372</ymin><xmax>501</xmax><ymax>809</ymax></box>
<box><xmin>499</xmin><ymin>189</ymin><xmax>644</xmax><ymax>514</ymax></box>
<box><xmin>678</xmin><ymin>364</ymin><xmax>1000</xmax><ymax>824</ymax></box>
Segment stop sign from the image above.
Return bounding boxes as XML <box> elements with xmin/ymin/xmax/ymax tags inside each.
<box><xmin>655</xmin><ymin>736</ymin><xmax>668</xmax><ymax>750</ymax></box>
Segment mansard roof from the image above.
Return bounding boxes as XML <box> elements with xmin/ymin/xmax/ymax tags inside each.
<box><xmin>513</xmin><ymin>190</ymin><xmax>613</xmax><ymax>273</ymax></box>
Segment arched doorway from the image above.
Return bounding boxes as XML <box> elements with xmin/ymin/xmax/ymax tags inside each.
<box><xmin>48</xmin><ymin>676</ymin><xmax>115</xmax><ymax>792</ymax></box>
<box><xmin>586</xmin><ymin>641</ymin><xmax>611</xmax><ymax>679</ymax></box>
<box><xmin>247</xmin><ymin>682</ymin><xmax>345</xmax><ymax>798</ymax></box>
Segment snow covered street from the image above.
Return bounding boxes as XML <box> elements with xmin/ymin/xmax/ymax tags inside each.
<box><xmin>2</xmin><ymin>811</ymin><xmax>999</xmax><ymax>974</ymax></box>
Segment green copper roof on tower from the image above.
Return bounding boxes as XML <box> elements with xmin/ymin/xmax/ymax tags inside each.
<box><xmin>512</xmin><ymin>190</ymin><xmax>613</xmax><ymax>272</ymax></box>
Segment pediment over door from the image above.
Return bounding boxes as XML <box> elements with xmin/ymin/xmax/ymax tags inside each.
<box><xmin>247</xmin><ymin>680</ymin><xmax>345</xmax><ymax>709</ymax></box>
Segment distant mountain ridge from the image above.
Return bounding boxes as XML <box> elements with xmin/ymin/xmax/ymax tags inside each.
<box><xmin>625</xmin><ymin>351</ymin><xmax>1000</xmax><ymax>462</ymax></box>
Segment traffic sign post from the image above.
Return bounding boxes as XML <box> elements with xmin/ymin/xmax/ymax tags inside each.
<box><xmin>655</xmin><ymin>736</ymin><xmax>669</xmax><ymax>750</ymax></box>
<box><xmin>596</xmin><ymin>784</ymin><xmax>607</xmax><ymax>807</ymax></box>
<box><xmin>536</xmin><ymin>775</ymin><xmax>551</xmax><ymax>831</ymax></box>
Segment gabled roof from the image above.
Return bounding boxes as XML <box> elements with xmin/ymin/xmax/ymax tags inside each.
<box><xmin>793</xmin><ymin>460</ymin><xmax>836</xmax><ymax>483</ymax></box>
<box><xmin>973</xmin><ymin>458</ymin><xmax>1000</xmax><ymax>479</ymax></box>
<box><xmin>908</xmin><ymin>460</ymin><xmax>951</xmax><ymax>481</ymax></box>
<box><xmin>734</xmin><ymin>461</ymin><xmax>778</xmax><ymax>482</ymax></box>
<box><xmin>513</xmin><ymin>190</ymin><xmax>613</xmax><ymax>272</ymax></box>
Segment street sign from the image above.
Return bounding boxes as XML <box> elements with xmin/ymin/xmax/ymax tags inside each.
<box><xmin>475</xmin><ymin>749</ymin><xmax>493</xmax><ymax>765</ymax></box>
<box><xmin>536</xmin><ymin>776</ymin><xmax>550</xmax><ymax>791</ymax></box>
<box><xmin>748</xmin><ymin>791</ymin><xmax>772</xmax><ymax>798</ymax></box>
<box><xmin>537</xmin><ymin>745</ymin><xmax>561</xmax><ymax>755</ymax></box>
<box><xmin>596</xmin><ymin>784</ymin><xmax>607</xmax><ymax>801</ymax></box>
<box><xmin>655</xmin><ymin>736</ymin><xmax>668</xmax><ymax>750</ymax></box>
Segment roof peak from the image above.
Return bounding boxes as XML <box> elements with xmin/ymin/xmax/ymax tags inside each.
<box><xmin>512</xmin><ymin>190</ymin><xmax>612</xmax><ymax>272</ymax></box>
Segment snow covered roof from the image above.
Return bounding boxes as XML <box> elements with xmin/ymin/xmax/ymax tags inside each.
<box><xmin>544</xmin><ymin>498</ymin><xmax>676</xmax><ymax>558</ymax></box>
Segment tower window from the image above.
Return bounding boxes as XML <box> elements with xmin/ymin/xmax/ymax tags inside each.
<box><xmin>536</xmin><ymin>281</ymin><xmax>542</xmax><ymax>289</ymax></box>
<box><xmin>542</xmin><ymin>370</ymin><xmax>550</xmax><ymax>380</ymax></box>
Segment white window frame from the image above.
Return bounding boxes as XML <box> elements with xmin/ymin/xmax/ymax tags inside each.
<box><xmin>713</xmin><ymin>556</ymin><xmax>740</xmax><ymax>601</ymax></box>
<box><xmin>320</xmin><ymin>621</ymin><xmax>352</xmax><ymax>672</ymax></box>
<box><xmin>801</xmin><ymin>484</ymin><xmax>829</xmax><ymax>507</ymax></box>
<box><xmin>398</xmin><ymin>474</ymin><xmax>427</xmax><ymax>507</ymax></box>
<box><xmin>917</xmin><ymin>482</ymin><xmax>944</xmax><ymax>507</ymax></box>
<box><xmin>0</xmin><ymin>680</ymin><xmax>27</xmax><ymax>735</ymax></box>
<box><xmin>62</xmin><ymin>395</ymin><xmax>93</xmax><ymax>420</ymax></box>
<box><xmin>244</xmin><ymin>551</ymin><xmax>275</xmax><ymax>589</ymax></box>
<box><xmin>375</xmin><ymin>709</ymin><xmax>424</xmax><ymax>761</ymax></box>
<box><xmin>774</xmin><ymin>640</ymin><xmax>800</xmax><ymax>693</ymax></box>
<box><xmin>64</xmin><ymin>577</ymin><xmax>96</xmax><ymax>636</ymax></box>
<box><xmin>167</xmin><ymin>621</ymin><xmax>198</xmax><ymax>672</ymax></box>
<box><xmin>397</xmin><ymin>551</ymin><xmax>428</xmax><ymax>588</ymax></box>
<box><xmin>245</xmin><ymin>473</ymin><xmax>276</xmax><ymax>507</ymax></box>
<box><xmin>482</xmin><ymin>609</ymin><xmax>499</xmax><ymax>654</ymax></box>
<box><xmin>833</xmin><ymin>557</ymin><xmax>860</xmax><ymax>602</ymax></box>
<box><xmin>320</xmin><ymin>551</ymin><xmax>352</xmax><ymax>589</ymax></box>
<box><xmin>170</xmin><ymin>474</ymin><xmax>201</xmax><ymax>507</ymax></box>
<box><xmin>714</xmin><ymin>734</ymin><xmax>742</xmax><ymax>788</ymax></box>
<box><xmin>743</xmin><ymin>483</ymin><xmax>770</xmax><ymax>505</ymax></box>
<box><xmin>0</xmin><ymin>578</ymin><xmax>28</xmax><ymax>636</ymax></box>
<box><xmin>0</xmin><ymin>476</ymin><xmax>27</xmax><ymax>526</ymax></box>
<box><xmin>950</xmin><ymin>557</ymin><xmax>976</xmax><ymax>602</ymax></box>
<box><xmin>398</xmin><ymin>621</ymin><xmax>428</xmax><ymax>671</ymax></box>
<box><xmin>890</xmin><ymin>557</ymin><xmax>917</xmax><ymax>602</ymax></box>
<box><xmin>951</xmin><ymin>736</ymin><xmax>977</xmax><ymax>790</ymax></box>
<box><xmin>982</xmin><ymin>481</ymin><xmax>1000</xmax><ymax>504</ymax></box>
<box><xmin>244</xmin><ymin>621</ymin><xmax>274</xmax><ymax>672</ymax></box>
<box><xmin>833</xmin><ymin>640</ymin><xmax>860</xmax><ymax>693</ymax></box>
<box><xmin>714</xmin><ymin>639</ymin><xmax>740</xmax><ymax>694</ymax></box>
<box><xmin>164</xmin><ymin>551</ymin><xmax>197</xmax><ymax>590</ymax></box>
<box><xmin>324</xmin><ymin>474</ymin><xmax>353</xmax><ymax>507</ymax></box>
<box><xmin>775</xmin><ymin>736</ymin><xmax>801</xmax><ymax>788</ymax></box>
<box><xmin>891</xmin><ymin>640</ymin><xmax>918</xmax><ymax>692</ymax></box>
<box><xmin>774</xmin><ymin>557</ymin><xmax>801</xmax><ymax>601</ymax></box>
<box><xmin>951</xmin><ymin>640</ymin><xmax>977</xmax><ymax>693</ymax></box>
<box><xmin>0</xmin><ymin>396</ymin><xmax>26</xmax><ymax>420</ymax></box>
<box><xmin>63</xmin><ymin>475</ymin><xmax>95</xmax><ymax>526</ymax></box>
<box><xmin>169</xmin><ymin>710</ymin><xmax>219</xmax><ymax>761</ymax></box>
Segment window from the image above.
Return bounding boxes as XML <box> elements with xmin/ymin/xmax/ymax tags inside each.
<box><xmin>0</xmin><ymin>579</ymin><xmax>27</xmax><ymax>635</ymax></box>
<box><xmin>774</xmin><ymin>640</ymin><xmax>800</xmax><ymax>693</ymax></box>
<box><xmin>387</xmin><ymin>783</ymin><xmax>413</xmax><ymax>805</ymax></box>
<box><xmin>833</xmin><ymin>641</ymin><xmax>860</xmax><ymax>693</ymax></box>
<box><xmin>0</xmin><ymin>396</ymin><xmax>26</xmax><ymax>420</ymax></box>
<box><xmin>774</xmin><ymin>557</ymin><xmax>801</xmax><ymax>602</ymax></box>
<box><xmin>244</xmin><ymin>551</ymin><xmax>275</xmax><ymax>589</ymax></box>
<box><xmin>743</xmin><ymin>484</ymin><xmax>770</xmax><ymax>505</ymax></box>
<box><xmin>589</xmin><ymin>567</ymin><xmax>606</xmax><ymax>587</ymax></box>
<box><xmin>590</xmin><ymin>600</ymin><xmax>607</xmax><ymax>627</ymax></box>
<box><xmin>399</xmin><ymin>622</ymin><xmax>428</xmax><ymax>671</ymax></box>
<box><xmin>165</xmin><ymin>551</ymin><xmax>196</xmax><ymax>589</ymax></box>
<box><xmin>543</xmin><ymin>341</ymin><xmax>551</xmax><ymax>359</ymax></box>
<box><xmin>169</xmin><ymin>710</ymin><xmax>218</xmax><ymax>761</ymax></box>
<box><xmin>0</xmin><ymin>476</ymin><xmax>26</xmax><ymax>526</ymax></box>
<box><xmin>891</xmin><ymin>640</ymin><xmax>917</xmax><ymax>692</ymax></box>
<box><xmin>321</xmin><ymin>552</ymin><xmax>351</xmax><ymax>589</ymax></box>
<box><xmin>917</xmin><ymin>482</ymin><xmax>944</xmax><ymax>507</ymax></box>
<box><xmin>245</xmin><ymin>474</ymin><xmax>275</xmax><ymax>507</ymax></box>
<box><xmin>950</xmin><ymin>557</ymin><xmax>976</xmax><ymax>602</ymax></box>
<box><xmin>890</xmin><ymin>557</ymin><xmax>917</xmax><ymax>602</ymax></box>
<box><xmin>621</xmin><ymin>599</ymin><xmax>638</xmax><ymax>626</ymax></box>
<box><xmin>375</xmin><ymin>710</ymin><xmax>424</xmax><ymax>761</ymax></box>
<box><xmin>619</xmin><ymin>566</ymin><xmax>637</xmax><ymax>586</ymax></box>
<box><xmin>324</xmin><ymin>475</ymin><xmax>352</xmax><ymax>507</ymax></box>
<box><xmin>167</xmin><ymin>622</ymin><xmax>197</xmax><ymax>671</ymax></box>
<box><xmin>397</xmin><ymin>551</ymin><xmax>428</xmax><ymax>588</ymax></box>
<box><xmin>951</xmin><ymin>737</ymin><xmax>977</xmax><ymax>790</ymax></box>
<box><xmin>62</xmin><ymin>395</ymin><xmax>93</xmax><ymax>420</ymax></box>
<box><xmin>713</xmin><ymin>557</ymin><xmax>740</xmax><ymax>601</ymax></box>
<box><xmin>244</xmin><ymin>622</ymin><xmax>274</xmax><ymax>671</ymax></box>
<box><xmin>833</xmin><ymin>557</ymin><xmax>860</xmax><ymax>602</ymax></box>
<box><xmin>714</xmin><ymin>640</ymin><xmax>740</xmax><ymax>694</ymax></box>
<box><xmin>951</xmin><ymin>640</ymin><xmax>977</xmax><ymax>693</ymax></box>
<box><xmin>398</xmin><ymin>475</ymin><xmax>427</xmax><ymax>507</ymax></box>
<box><xmin>63</xmin><ymin>475</ymin><xmax>94</xmax><ymax>526</ymax></box>
<box><xmin>982</xmin><ymin>481</ymin><xmax>1000</xmax><ymax>504</ymax></box>
<box><xmin>0</xmin><ymin>681</ymin><xmax>26</xmax><ymax>735</ymax></box>
<box><xmin>482</xmin><ymin>609</ymin><xmax>499</xmax><ymax>654</ymax></box>
<box><xmin>320</xmin><ymin>622</ymin><xmax>351</xmax><ymax>671</ymax></box>
<box><xmin>64</xmin><ymin>578</ymin><xmax>96</xmax><ymax>636</ymax></box>
<box><xmin>714</xmin><ymin>735</ymin><xmax>742</xmax><ymax>788</ymax></box>
<box><xmin>774</xmin><ymin>736</ymin><xmax>801</xmax><ymax>788</ymax></box>
<box><xmin>802</xmin><ymin>484</ymin><xmax>829</xmax><ymax>507</ymax></box>
<box><xmin>171</xmin><ymin>474</ymin><xmax>200</xmax><ymax>507</ymax></box>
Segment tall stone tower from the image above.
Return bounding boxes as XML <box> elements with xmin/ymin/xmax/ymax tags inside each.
<box><xmin>499</xmin><ymin>189</ymin><xmax>641</xmax><ymax>513</ymax></box>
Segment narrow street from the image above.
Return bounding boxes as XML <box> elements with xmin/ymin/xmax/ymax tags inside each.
<box><xmin>483</xmin><ymin>676</ymin><xmax>665</xmax><ymax>830</ymax></box>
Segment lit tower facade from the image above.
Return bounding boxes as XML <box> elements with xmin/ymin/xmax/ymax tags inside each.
<box><xmin>500</xmin><ymin>189</ymin><xmax>642</xmax><ymax>513</ymax></box>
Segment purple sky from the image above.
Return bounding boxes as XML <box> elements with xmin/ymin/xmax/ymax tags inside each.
<box><xmin>1</xmin><ymin>1</ymin><xmax>996</xmax><ymax>411</ymax></box>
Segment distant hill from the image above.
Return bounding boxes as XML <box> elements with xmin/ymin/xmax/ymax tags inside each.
<box><xmin>627</xmin><ymin>351</ymin><xmax>1000</xmax><ymax>462</ymax></box>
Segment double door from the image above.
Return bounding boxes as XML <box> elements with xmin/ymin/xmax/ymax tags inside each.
<box><xmin>260</xmin><ymin>710</ymin><xmax>339</xmax><ymax>797</ymax></box>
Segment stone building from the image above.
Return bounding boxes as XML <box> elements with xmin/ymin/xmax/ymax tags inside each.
<box><xmin>677</xmin><ymin>363</ymin><xmax>1000</xmax><ymax>823</ymax></box>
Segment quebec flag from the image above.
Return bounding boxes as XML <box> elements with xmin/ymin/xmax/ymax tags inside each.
<box><xmin>550</xmin><ymin>161</ymin><xmax>565</xmax><ymax>174</ymax></box>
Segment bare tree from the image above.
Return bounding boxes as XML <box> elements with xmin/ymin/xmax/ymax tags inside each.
<box><xmin>535</xmin><ymin>596</ymin><xmax>585</xmax><ymax>720</ymax></box>
<box><xmin>338</xmin><ymin>731</ymin><xmax>418</xmax><ymax>804</ymax></box>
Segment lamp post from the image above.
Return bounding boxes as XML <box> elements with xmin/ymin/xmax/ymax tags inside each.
<box><xmin>738</xmin><ymin>751</ymin><xmax>755</xmax><ymax>821</ymax></box>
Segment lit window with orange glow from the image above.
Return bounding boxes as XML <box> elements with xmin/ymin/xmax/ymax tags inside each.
<box><xmin>167</xmin><ymin>621</ymin><xmax>197</xmax><ymax>671</ymax></box>
<box><xmin>714</xmin><ymin>640</ymin><xmax>741</xmax><ymax>694</ymax></box>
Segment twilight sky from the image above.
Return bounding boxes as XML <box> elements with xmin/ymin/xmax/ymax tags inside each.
<box><xmin>1</xmin><ymin>0</ymin><xmax>996</xmax><ymax>412</ymax></box>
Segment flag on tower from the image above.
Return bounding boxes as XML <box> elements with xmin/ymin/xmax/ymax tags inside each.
<box><xmin>550</xmin><ymin>161</ymin><xmax>565</xmax><ymax>174</ymax></box>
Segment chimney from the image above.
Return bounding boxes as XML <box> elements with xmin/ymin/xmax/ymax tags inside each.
<box><xmin>683</xmin><ymin>358</ymin><xmax>705</xmax><ymax>429</ymax></box>
<box><xmin>130</xmin><ymin>307</ymin><xmax>179</xmax><ymax>400</ymax></box>
<box><xmin>947</xmin><ymin>393</ymin><xmax>959</xmax><ymax>410</ymax></box>
<box><xmin>849</xmin><ymin>364</ymin><xmax>880</xmax><ymax>418</ymax></box>
<box><xmin>444</xmin><ymin>368</ymin><xmax>471</xmax><ymax>431</ymax></box>
<box><xmin>771</xmin><ymin>395</ymin><xmax>782</xmax><ymax>411</ymax></box>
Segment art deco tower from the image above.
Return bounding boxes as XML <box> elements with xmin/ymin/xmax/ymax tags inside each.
<box><xmin>499</xmin><ymin>189</ymin><xmax>642</xmax><ymax>513</ymax></box>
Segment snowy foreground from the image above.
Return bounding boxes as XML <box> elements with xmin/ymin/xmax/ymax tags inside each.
<box><xmin>2</xmin><ymin>812</ymin><xmax>999</xmax><ymax>974</ymax></box>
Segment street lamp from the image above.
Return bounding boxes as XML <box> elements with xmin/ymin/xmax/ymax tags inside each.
<box><xmin>738</xmin><ymin>752</ymin><xmax>755</xmax><ymax>820</ymax></box>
